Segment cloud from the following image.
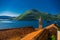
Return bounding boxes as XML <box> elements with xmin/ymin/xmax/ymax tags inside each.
<box><xmin>0</xmin><ymin>11</ymin><xmax>20</xmax><ymax>17</ymax></box>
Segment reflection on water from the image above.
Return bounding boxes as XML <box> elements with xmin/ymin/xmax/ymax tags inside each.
<box><xmin>0</xmin><ymin>20</ymin><xmax>12</xmax><ymax>23</ymax></box>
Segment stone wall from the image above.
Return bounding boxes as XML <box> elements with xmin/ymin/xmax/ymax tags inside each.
<box><xmin>48</xmin><ymin>27</ymin><xmax>57</xmax><ymax>40</ymax></box>
<box><xmin>0</xmin><ymin>27</ymin><xmax>35</xmax><ymax>40</ymax></box>
<box><xmin>34</xmin><ymin>27</ymin><xmax>57</xmax><ymax>40</ymax></box>
<box><xmin>35</xmin><ymin>29</ymin><xmax>49</xmax><ymax>40</ymax></box>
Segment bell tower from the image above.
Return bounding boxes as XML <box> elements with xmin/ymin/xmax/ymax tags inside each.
<box><xmin>39</xmin><ymin>16</ymin><xmax>42</xmax><ymax>29</ymax></box>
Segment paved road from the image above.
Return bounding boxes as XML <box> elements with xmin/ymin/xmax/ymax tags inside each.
<box><xmin>58</xmin><ymin>31</ymin><xmax>60</xmax><ymax>40</ymax></box>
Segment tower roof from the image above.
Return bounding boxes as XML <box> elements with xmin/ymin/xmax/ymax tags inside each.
<box><xmin>45</xmin><ymin>24</ymin><xmax>58</xmax><ymax>30</ymax></box>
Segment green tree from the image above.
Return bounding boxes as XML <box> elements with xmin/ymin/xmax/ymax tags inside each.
<box><xmin>51</xmin><ymin>35</ymin><xmax>56</xmax><ymax>40</ymax></box>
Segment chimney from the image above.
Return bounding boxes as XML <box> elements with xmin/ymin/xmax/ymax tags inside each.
<box><xmin>39</xmin><ymin>16</ymin><xmax>42</xmax><ymax>29</ymax></box>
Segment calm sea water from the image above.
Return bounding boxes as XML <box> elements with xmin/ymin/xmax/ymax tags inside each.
<box><xmin>0</xmin><ymin>20</ymin><xmax>60</xmax><ymax>29</ymax></box>
<box><xmin>0</xmin><ymin>20</ymin><xmax>39</xmax><ymax>29</ymax></box>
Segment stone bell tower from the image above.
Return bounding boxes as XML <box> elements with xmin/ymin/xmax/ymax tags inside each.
<box><xmin>39</xmin><ymin>16</ymin><xmax>42</xmax><ymax>29</ymax></box>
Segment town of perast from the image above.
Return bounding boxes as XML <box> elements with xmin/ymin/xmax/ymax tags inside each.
<box><xmin>0</xmin><ymin>0</ymin><xmax>60</xmax><ymax>40</ymax></box>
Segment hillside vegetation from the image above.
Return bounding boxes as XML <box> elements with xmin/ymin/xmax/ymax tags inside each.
<box><xmin>16</xmin><ymin>9</ymin><xmax>60</xmax><ymax>21</ymax></box>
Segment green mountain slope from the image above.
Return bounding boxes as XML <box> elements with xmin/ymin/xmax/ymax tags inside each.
<box><xmin>15</xmin><ymin>9</ymin><xmax>60</xmax><ymax>20</ymax></box>
<box><xmin>16</xmin><ymin>9</ymin><xmax>42</xmax><ymax>20</ymax></box>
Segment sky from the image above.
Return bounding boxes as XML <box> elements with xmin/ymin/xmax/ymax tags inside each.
<box><xmin>0</xmin><ymin>0</ymin><xmax>60</xmax><ymax>16</ymax></box>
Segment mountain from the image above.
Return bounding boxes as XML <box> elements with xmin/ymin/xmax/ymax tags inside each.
<box><xmin>16</xmin><ymin>9</ymin><xmax>60</xmax><ymax>20</ymax></box>
<box><xmin>0</xmin><ymin>16</ymin><xmax>15</xmax><ymax>19</ymax></box>
<box><xmin>16</xmin><ymin>9</ymin><xmax>42</xmax><ymax>20</ymax></box>
<box><xmin>16</xmin><ymin>9</ymin><xmax>50</xmax><ymax>20</ymax></box>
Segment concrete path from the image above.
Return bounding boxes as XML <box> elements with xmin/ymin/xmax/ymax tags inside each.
<box><xmin>57</xmin><ymin>31</ymin><xmax>60</xmax><ymax>40</ymax></box>
<box><xmin>21</xmin><ymin>29</ymin><xmax>43</xmax><ymax>40</ymax></box>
